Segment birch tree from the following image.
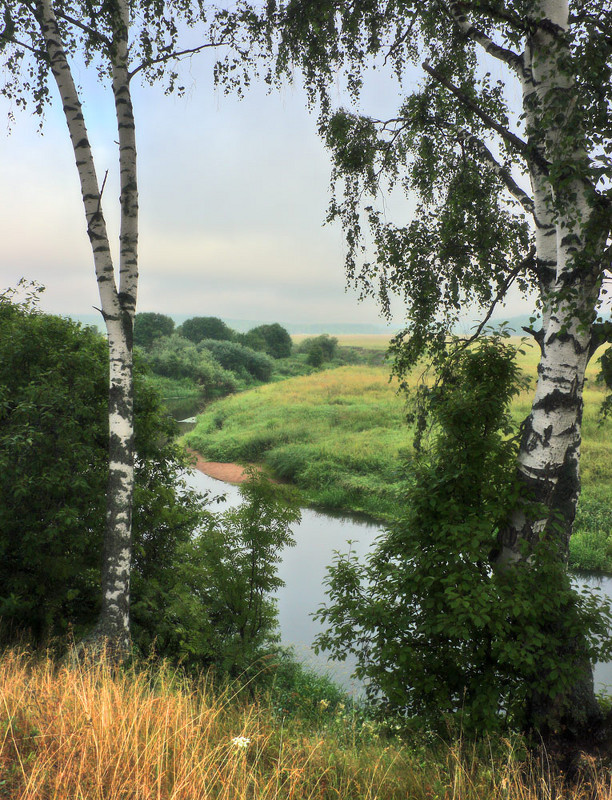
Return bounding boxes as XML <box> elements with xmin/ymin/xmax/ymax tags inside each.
<box><xmin>272</xmin><ymin>0</ymin><xmax>612</xmax><ymax>731</ymax></box>
<box><xmin>0</xmin><ymin>0</ymin><xmax>262</xmax><ymax>656</ymax></box>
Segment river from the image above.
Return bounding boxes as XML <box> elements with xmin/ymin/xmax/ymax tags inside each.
<box><xmin>183</xmin><ymin>467</ymin><xmax>612</xmax><ymax>695</ymax></box>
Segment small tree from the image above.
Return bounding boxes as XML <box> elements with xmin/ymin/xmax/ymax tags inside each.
<box><xmin>133</xmin><ymin>313</ymin><xmax>175</xmax><ymax>350</ymax></box>
<box><xmin>246</xmin><ymin>323</ymin><xmax>293</xmax><ymax>358</ymax></box>
<box><xmin>145</xmin><ymin>471</ymin><xmax>301</xmax><ymax>676</ymax></box>
<box><xmin>315</xmin><ymin>337</ymin><xmax>612</xmax><ymax>734</ymax></box>
<box><xmin>179</xmin><ymin>316</ymin><xmax>237</xmax><ymax>344</ymax></box>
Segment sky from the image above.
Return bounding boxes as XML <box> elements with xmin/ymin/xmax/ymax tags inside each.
<box><xmin>0</xmin><ymin>30</ymin><xmax>536</xmax><ymax>331</ymax></box>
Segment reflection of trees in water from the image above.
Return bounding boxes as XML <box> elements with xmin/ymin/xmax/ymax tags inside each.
<box><xmin>164</xmin><ymin>396</ymin><xmax>203</xmax><ymax>422</ymax></box>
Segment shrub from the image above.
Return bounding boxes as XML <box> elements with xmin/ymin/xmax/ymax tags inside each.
<box><xmin>244</xmin><ymin>323</ymin><xmax>293</xmax><ymax>359</ymax></box>
<box><xmin>133</xmin><ymin>312</ymin><xmax>175</xmax><ymax>349</ymax></box>
<box><xmin>199</xmin><ymin>339</ymin><xmax>273</xmax><ymax>382</ymax></box>
<box><xmin>145</xmin><ymin>335</ymin><xmax>237</xmax><ymax>398</ymax></box>
<box><xmin>179</xmin><ymin>316</ymin><xmax>236</xmax><ymax>343</ymax></box>
<box><xmin>298</xmin><ymin>335</ymin><xmax>338</xmax><ymax>364</ymax></box>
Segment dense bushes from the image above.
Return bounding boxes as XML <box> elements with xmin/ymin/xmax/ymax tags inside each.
<box><xmin>199</xmin><ymin>338</ymin><xmax>274</xmax><ymax>382</ymax></box>
<box><xmin>145</xmin><ymin>334</ymin><xmax>237</xmax><ymax>398</ymax></box>
<box><xmin>0</xmin><ymin>298</ymin><xmax>202</xmax><ymax>644</ymax></box>
<box><xmin>0</xmin><ymin>297</ymin><xmax>301</xmax><ymax>679</ymax></box>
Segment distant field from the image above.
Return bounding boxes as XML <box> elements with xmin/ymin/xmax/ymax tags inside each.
<box><xmin>185</xmin><ymin>352</ymin><xmax>612</xmax><ymax>571</ymax></box>
<box><xmin>292</xmin><ymin>333</ymin><xmax>393</xmax><ymax>350</ymax></box>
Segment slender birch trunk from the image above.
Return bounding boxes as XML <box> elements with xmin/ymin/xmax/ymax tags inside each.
<box><xmin>495</xmin><ymin>0</ymin><xmax>607</xmax><ymax>730</ymax></box>
<box><xmin>35</xmin><ymin>0</ymin><xmax>137</xmax><ymax>656</ymax></box>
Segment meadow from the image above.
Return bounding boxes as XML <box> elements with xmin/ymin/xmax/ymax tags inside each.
<box><xmin>185</xmin><ymin>337</ymin><xmax>612</xmax><ymax>572</ymax></box>
<box><xmin>2</xmin><ymin>648</ymin><xmax>611</xmax><ymax>800</ymax></box>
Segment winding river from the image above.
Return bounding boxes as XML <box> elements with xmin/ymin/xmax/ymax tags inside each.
<box><xmin>183</xmin><ymin>466</ymin><xmax>612</xmax><ymax>695</ymax></box>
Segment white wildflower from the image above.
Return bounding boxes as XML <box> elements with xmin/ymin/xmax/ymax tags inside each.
<box><xmin>231</xmin><ymin>736</ymin><xmax>251</xmax><ymax>750</ymax></box>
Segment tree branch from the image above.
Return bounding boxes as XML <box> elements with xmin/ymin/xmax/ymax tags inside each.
<box><xmin>54</xmin><ymin>10</ymin><xmax>112</xmax><ymax>47</ymax></box>
<box><xmin>444</xmin><ymin>0</ymin><xmax>525</xmax><ymax>75</ymax></box>
<box><xmin>446</xmin><ymin>122</ymin><xmax>536</xmax><ymax>217</ymax></box>
<box><xmin>422</xmin><ymin>58</ymin><xmax>550</xmax><ymax>174</ymax></box>
<box><xmin>129</xmin><ymin>39</ymin><xmax>229</xmax><ymax>79</ymax></box>
<box><xmin>455</xmin><ymin>248</ymin><xmax>536</xmax><ymax>350</ymax></box>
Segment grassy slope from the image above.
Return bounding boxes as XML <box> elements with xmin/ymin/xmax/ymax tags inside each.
<box><xmin>185</xmin><ymin>339</ymin><xmax>612</xmax><ymax>571</ymax></box>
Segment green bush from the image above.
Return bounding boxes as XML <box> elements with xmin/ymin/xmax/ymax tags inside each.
<box><xmin>0</xmin><ymin>294</ymin><xmax>205</xmax><ymax>645</ymax></box>
<box><xmin>133</xmin><ymin>312</ymin><xmax>175</xmax><ymax>349</ymax></box>
<box><xmin>145</xmin><ymin>335</ymin><xmax>237</xmax><ymax>398</ymax></box>
<box><xmin>199</xmin><ymin>339</ymin><xmax>273</xmax><ymax>382</ymax></box>
<box><xmin>178</xmin><ymin>316</ymin><xmax>236</xmax><ymax>344</ymax></box>
<box><xmin>243</xmin><ymin>323</ymin><xmax>293</xmax><ymax>359</ymax></box>
<box><xmin>297</xmin><ymin>335</ymin><xmax>338</xmax><ymax>364</ymax></box>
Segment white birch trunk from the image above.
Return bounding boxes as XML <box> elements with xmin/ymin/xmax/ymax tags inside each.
<box><xmin>496</xmin><ymin>0</ymin><xmax>605</xmax><ymax>731</ymax></box>
<box><xmin>498</xmin><ymin>0</ymin><xmax>599</xmax><ymax>561</ymax></box>
<box><xmin>35</xmin><ymin>0</ymin><xmax>137</xmax><ymax>655</ymax></box>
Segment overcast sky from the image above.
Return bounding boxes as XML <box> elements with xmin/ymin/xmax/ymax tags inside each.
<box><xmin>0</xmin><ymin>39</ymin><xmax>535</xmax><ymax>330</ymax></box>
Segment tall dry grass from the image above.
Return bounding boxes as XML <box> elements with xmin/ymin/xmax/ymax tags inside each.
<box><xmin>1</xmin><ymin>649</ymin><xmax>612</xmax><ymax>799</ymax></box>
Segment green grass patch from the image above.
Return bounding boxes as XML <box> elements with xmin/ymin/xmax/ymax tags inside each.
<box><xmin>185</xmin><ymin>354</ymin><xmax>612</xmax><ymax>571</ymax></box>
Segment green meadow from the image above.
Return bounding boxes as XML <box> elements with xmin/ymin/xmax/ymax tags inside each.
<box><xmin>185</xmin><ymin>337</ymin><xmax>612</xmax><ymax>572</ymax></box>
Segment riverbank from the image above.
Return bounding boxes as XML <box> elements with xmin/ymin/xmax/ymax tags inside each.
<box><xmin>186</xmin><ymin>447</ymin><xmax>283</xmax><ymax>486</ymax></box>
<box><xmin>183</xmin><ymin>363</ymin><xmax>612</xmax><ymax>572</ymax></box>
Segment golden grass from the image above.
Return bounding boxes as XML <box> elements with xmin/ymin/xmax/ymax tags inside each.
<box><xmin>2</xmin><ymin>649</ymin><xmax>612</xmax><ymax>800</ymax></box>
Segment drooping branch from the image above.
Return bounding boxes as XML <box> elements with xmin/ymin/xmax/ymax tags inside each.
<box><xmin>129</xmin><ymin>39</ymin><xmax>230</xmax><ymax>79</ymax></box>
<box><xmin>422</xmin><ymin>58</ymin><xmax>550</xmax><ymax>174</ymax></box>
<box><xmin>451</xmin><ymin>124</ymin><xmax>535</xmax><ymax>217</ymax></box>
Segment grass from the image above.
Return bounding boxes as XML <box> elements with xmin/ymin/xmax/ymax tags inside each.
<box><xmin>185</xmin><ymin>338</ymin><xmax>612</xmax><ymax>570</ymax></box>
<box><xmin>2</xmin><ymin>648</ymin><xmax>611</xmax><ymax>800</ymax></box>
<box><xmin>292</xmin><ymin>333</ymin><xmax>393</xmax><ymax>350</ymax></box>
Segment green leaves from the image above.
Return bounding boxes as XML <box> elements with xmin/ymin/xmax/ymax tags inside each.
<box><xmin>314</xmin><ymin>337</ymin><xmax>612</xmax><ymax>734</ymax></box>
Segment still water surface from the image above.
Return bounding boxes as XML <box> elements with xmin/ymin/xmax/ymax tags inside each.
<box><xmin>183</xmin><ymin>468</ymin><xmax>612</xmax><ymax>695</ymax></box>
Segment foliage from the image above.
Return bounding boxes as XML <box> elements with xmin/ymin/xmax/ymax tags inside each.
<box><xmin>198</xmin><ymin>338</ymin><xmax>274</xmax><ymax>382</ymax></box>
<box><xmin>243</xmin><ymin>323</ymin><xmax>293</xmax><ymax>359</ymax></box>
<box><xmin>313</xmin><ymin>338</ymin><xmax>612</xmax><ymax>733</ymax></box>
<box><xmin>0</xmin><ymin>296</ymin><xmax>205</xmax><ymax>644</ymax></box>
<box><xmin>270</xmin><ymin>0</ymin><xmax>612</xmax><ymax>369</ymax></box>
<box><xmin>0</xmin><ymin>297</ymin><xmax>304</xmax><ymax>682</ymax></box>
<box><xmin>297</xmin><ymin>334</ymin><xmax>338</xmax><ymax>366</ymax></box>
<box><xmin>179</xmin><ymin>316</ymin><xmax>237</xmax><ymax>344</ymax></box>
<box><xmin>133</xmin><ymin>312</ymin><xmax>175</xmax><ymax>350</ymax></box>
<box><xmin>139</xmin><ymin>472</ymin><xmax>301</xmax><ymax>676</ymax></box>
<box><xmin>145</xmin><ymin>334</ymin><xmax>237</xmax><ymax>399</ymax></box>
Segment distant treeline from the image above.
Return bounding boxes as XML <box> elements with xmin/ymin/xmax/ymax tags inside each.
<box><xmin>133</xmin><ymin>312</ymin><xmax>365</xmax><ymax>401</ymax></box>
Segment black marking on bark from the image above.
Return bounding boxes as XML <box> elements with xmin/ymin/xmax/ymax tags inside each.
<box><xmin>546</xmin><ymin>330</ymin><xmax>588</xmax><ymax>354</ymax></box>
<box><xmin>532</xmin><ymin>388</ymin><xmax>580</xmax><ymax>413</ymax></box>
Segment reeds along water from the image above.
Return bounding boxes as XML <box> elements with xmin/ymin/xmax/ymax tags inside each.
<box><xmin>2</xmin><ymin>648</ymin><xmax>612</xmax><ymax>800</ymax></box>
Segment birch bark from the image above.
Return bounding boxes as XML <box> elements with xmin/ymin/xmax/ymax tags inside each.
<box><xmin>35</xmin><ymin>0</ymin><xmax>137</xmax><ymax>656</ymax></box>
<box><xmin>498</xmin><ymin>0</ymin><xmax>603</xmax><ymax>564</ymax></box>
<box><xmin>492</xmin><ymin>0</ymin><xmax>607</xmax><ymax>731</ymax></box>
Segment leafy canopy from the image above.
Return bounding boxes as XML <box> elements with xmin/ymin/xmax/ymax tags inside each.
<box><xmin>269</xmin><ymin>0</ymin><xmax>612</xmax><ymax>370</ymax></box>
